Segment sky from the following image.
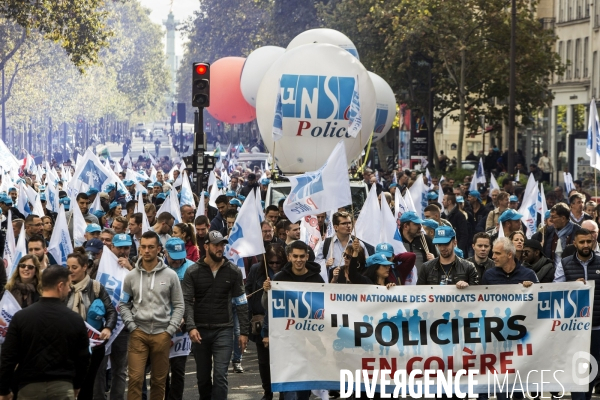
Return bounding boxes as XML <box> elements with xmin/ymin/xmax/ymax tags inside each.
<box><xmin>138</xmin><ymin>0</ymin><xmax>200</xmax><ymax>56</ymax></box>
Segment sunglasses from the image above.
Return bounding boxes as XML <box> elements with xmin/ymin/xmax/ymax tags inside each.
<box><xmin>342</xmin><ymin>253</ymin><xmax>352</xmax><ymax>259</ymax></box>
<box><xmin>19</xmin><ymin>264</ymin><xmax>35</xmax><ymax>270</ymax></box>
<box><xmin>268</xmin><ymin>261</ymin><xmax>280</xmax><ymax>265</ymax></box>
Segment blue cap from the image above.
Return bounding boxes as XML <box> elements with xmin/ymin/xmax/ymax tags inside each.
<box><xmin>454</xmin><ymin>247</ymin><xmax>464</xmax><ymax>258</ymax></box>
<box><xmin>202</xmin><ymin>191</ymin><xmax>210</xmax><ymax>197</ymax></box>
<box><xmin>544</xmin><ymin>210</ymin><xmax>551</xmax><ymax>220</ymax></box>
<box><xmin>0</xmin><ymin>195</ymin><xmax>12</xmax><ymax>205</ymax></box>
<box><xmin>260</xmin><ymin>178</ymin><xmax>271</xmax><ymax>185</ymax></box>
<box><xmin>157</xmin><ymin>192</ymin><xmax>167</xmax><ymax>200</ymax></box>
<box><xmin>8</xmin><ymin>187</ymin><xmax>16</xmax><ymax>193</ymax></box>
<box><xmin>137</xmin><ymin>190</ymin><xmax>148</xmax><ymax>196</ymax></box>
<box><xmin>165</xmin><ymin>237</ymin><xmax>187</xmax><ymax>260</ymax></box>
<box><xmin>39</xmin><ymin>185</ymin><xmax>46</xmax><ymax>191</ymax></box>
<box><xmin>389</xmin><ymin>183</ymin><xmax>398</xmax><ymax>189</ymax></box>
<box><xmin>60</xmin><ymin>197</ymin><xmax>71</xmax><ymax>209</ymax></box>
<box><xmin>509</xmin><ymin>195</ymin><xmax>519</xmax><ymax>202</ymax></box>
<box><xmin>456</xmin><ymin>196</ymin><xmax>464</xmax><ymax>203</ymax></box>
<box><xmin>399</xmin><ymin>211</ymin><xmax>424</xmax><ymax>224</ymax></box>
<box><xmin>432</xmin><ymin>226</ymin><xmax>456</xmax><ymax>244</ymax></box>
<box><xmin>217</xmin><ymin>181</ymin><xmax>224</xmax><ymax>188</ymax></box>
<box><xmin>85</xmin><ymin>238</ymin><xmax>104</xmax><ymax>254</ymax></box>
<box><xmin>237</xmin><ymin>194</ymin><xmax>246</xmax><ymax>201</ymax></box>
<box><xmin>147</xmin><ymin>183</ymin><xmax>154</xmax><ymax>188</ymax></box>
<box><xmin>86</xmin><ymin>188</ymin><xmax>99</xmax><ymax>196</ymax></box>
<box><xmin>422</xmin><ymin>219</ymin><xmax>439</xmax><ymax>230</ymax></box>
<box><xmin>427</xmin><ymin>192</ymin><xmax>438</xmax><ymax>200</ymax></box>
<box><xmin>112</xmin><ymin>233</ymin><xmax>132</xmax><ymax>247</ymax></box>
<box><xmin>39</xmin><ymin>193</ymin><xmax>46</xmax><ymax>201</ymax></box>
<box><xmin>499</xmin><ymin>209</ymin><xmax>523</xmax><ymax>223</ymax></box>
<box><xmin>366</xmin><ymin>253</ymin><xmax>394</xmax><ymax>268</ymax></box>
<box><xmin>85</xmin><ymin>223</ymin><xmax>102</xmax><ymax>233</ymax></box>
<box><xmin>123</xmin><ymin>180</ymin><xmax>135</xmax><ymax>186</ymax></box>
<box><xmin>104</xmin><ymin>183</ymin><xmax>116</xmax><ymax>193</ymax></box>
<box><xmin>226</xmin><ymin>190</ymin><xmax>236</xmax><ymax>197</ymax></box>
<box><xmin>375</xmin><ymin>242</ymin><xmax>394</xmax><ymax>258</ymax></box>
<box><xmin>109</xmin><ymin>201</ymin><xmax>119</xmax><ymax>210</ymax></box>
<box><xmin>154</xmin><ymin>182</ymin><xmax>163</xmax><ymax>187</ymax></box>
<box><xmin>229</xmin><ymin>198</ymin><xmax>242</xmax><ymax>207</ymax></box>
<box><xmin>468</xmin><ymin>191</ymin><xmax>482</xmax><ymax>202</ymax></box>
<box><xmin>93</xmin><ymin>210</ymin><xmax>106</xmax><ymax>219</ymax></box>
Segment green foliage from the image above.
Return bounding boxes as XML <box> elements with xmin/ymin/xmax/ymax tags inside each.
<box><xmin>319</xmin><ymin>0</ymin><xmax>563</xmax><ymax>163</ymax></box>
<box><xmin>0</xmin><ymin>0</ymin><xmax>113</xmax><ymax>71</ymax></box>
<box><xmin>2</xmin><ymin>1</ymin><xmax>169</xmax><ymax>126</ymax></box>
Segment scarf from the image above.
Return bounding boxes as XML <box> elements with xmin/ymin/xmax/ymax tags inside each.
<box><xmin>71</xmin><ymin>275</ymin><xmax>91</xmax><ymax>320</ymax></box>
<box><xmin>11</xmin><ymin>280</ymin><xmax>37</xmax><ymax>308</ymax></box>
<box><xmin>557</xmin><ymin>222</ymin><xmax>575</xmax><ymax>249</ymax></box>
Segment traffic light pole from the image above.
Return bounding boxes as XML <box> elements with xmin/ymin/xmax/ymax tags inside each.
<box><xmin>193</xmin><ymin>108</ymin><xmax>205</xmax><ymax>196</ymax></box>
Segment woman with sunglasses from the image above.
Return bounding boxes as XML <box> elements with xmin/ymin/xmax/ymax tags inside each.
<box><xmin>65</xmin><ymin>247</ymin><xmax>117</xmax><ymax>400</ymax></box>
<box><xmin>329</xmin><ymin>240</ymin><xmax>367</xmax><ymax>283</ymax></box>
<box><xmin>245</xmin><ymin>244</ymin><xmax>286</xmax><ymax>400</ymax></box>
<box><xmin>5</xmin><ymin>255</ymin><xmax>42</xmax><ymax>308</ymax></box>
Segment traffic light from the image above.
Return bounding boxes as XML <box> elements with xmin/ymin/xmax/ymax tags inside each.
<box><xmin>177</xmin><ymin>103</ymin><xmax>186</xmax><ymax>123</ymax></box>
<box><xmin>192</xmin><ymin>62</ymin><xmax>210</xmax><ymax>108</ymax></box>
<box><xmin>170</xmin><ymin>112</ymin><xmax>176</xmax><ymax>126</ymax></box>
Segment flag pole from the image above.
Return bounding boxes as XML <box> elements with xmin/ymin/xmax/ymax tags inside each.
<box><xmin>270</xmin><ymin>142</ymin><xmax>276</xmax><ymax>178</ymax></box>
<box><xmin>360</xmin><ymin>132</ymin><xmax>374</xmax><ymax>173</ymax></box>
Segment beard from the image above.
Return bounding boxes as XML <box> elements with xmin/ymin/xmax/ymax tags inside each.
<box><xmin>577</xmin><ymin>247</ymin><xmax>591</xmax><ymax>258</ymax></box>
<box><xmin>208</xmin><ymin>249</ymin><xmax>223</xmax><ymax>262</ymax></box>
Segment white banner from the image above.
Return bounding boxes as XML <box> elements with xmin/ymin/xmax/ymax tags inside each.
<box><xmin>170</xmin><ymin>332</ymin><xmax>192</xmax><ymax>358</ymax></box>
<box><xmin>0</xmin><ymin>291</ymin><xmax>21</xmax><ymax>344</ymax></box>
<box><xmin>268</xmin><ymin>282</ymin><xmax>594</xmax><ymax>395</ymax></box>
<box><xmin>85</xmin><ymin>321</ymin><xmax>106</xmax><ymax>348</ymax></box>
<box><xmin>96</xmin><ymin>246</ymin><xmax>129</xmax><ymax>347</ymax></box>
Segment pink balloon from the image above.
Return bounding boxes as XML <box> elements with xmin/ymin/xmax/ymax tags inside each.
<box><xmin>207</xmin><ymin>57</ymin><xmax>256</xmax><ymax>124</ymax></box>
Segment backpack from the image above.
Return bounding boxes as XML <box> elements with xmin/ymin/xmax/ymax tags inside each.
<box><xmin>322</xmin><ymin>237</ymin><xmax>374</xmax><ymax>260</ymax></box>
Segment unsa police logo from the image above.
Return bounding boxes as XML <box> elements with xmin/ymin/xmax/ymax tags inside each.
<box><xmin>437</xmin><ymin>229</ymin><xmax>446</xmax><ymax>236</ymax></box>
<box><xmin>175</xmin><ymin>245</ymin><xmax>182</xmax><ymax>251</ymax></box>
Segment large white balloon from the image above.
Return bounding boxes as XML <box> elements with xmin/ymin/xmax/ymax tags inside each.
<box><xmin>368</xmin><ymin>72</ymin><xmax>397</xmax><ymax>143</ymax></box>
<box><xmin>287</xmin><ymin>28</ymin><xmax>359</xmax><ymax>59</ymax></box>
<box><xmin>240</xmin><ymin>46</ymin><xmax>285</xmax><ymax>107</ymax></box>
<box><xmin>256</xmin><ymin>43</ymin><xmax>376</xmax><ymax>173</ymax></box>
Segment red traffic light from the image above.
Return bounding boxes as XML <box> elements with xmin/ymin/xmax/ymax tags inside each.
<box><xmin>195</xmin><ymin>64</ymin><xmax>207</xmax><ymax>75</ymax></box>
<box><xmin>171</xmin><ymin>112</ymin><xmax>176</xmax><ymax>116</ymax></box>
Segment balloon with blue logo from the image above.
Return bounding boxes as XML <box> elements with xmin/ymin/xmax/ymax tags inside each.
<box><xmin>286</xmin><ymin>28</ymin><xmax>359</xmax><ymax>59</ymax></box>
<box><xmin>256</xmin><ymin>43</ymin><xmax>377</xmax><ymax>173</ymax></box>
<box><xmin>240</xmin><ymin>46</ymin><xmax>286</xmax><ymax>107</ymax></box>
<box><xmin>367</xmin><ymin>71</ymin><xmax>397</xmax><ymax>143</ymax></box>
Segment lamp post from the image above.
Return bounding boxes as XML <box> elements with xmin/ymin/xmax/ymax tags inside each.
<box><xmin>507</xmin><ymin>0</ymin><xmax>517</xmax><ymax>175</ymax></box>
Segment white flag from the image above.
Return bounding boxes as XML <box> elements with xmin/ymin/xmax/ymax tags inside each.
<box><xmin>209</xmin><ymin>176</ymin><xmax>220</xmax><ymax>208</ymax></box>
<box><xmin>3</xmin><ymin>210</ymin><xmax>15</xmax><ymax>271</ymax></box>
<box><xmin>96</xmin><ymin>246</ymin><xmax>128</xmax><ymax>347</ymax></box>
<box><xmin>380</xmin><ymin>199</ymin><xmax>407</xmax><ymax>255</ymax></box>
<box><xmin>587</xmin><ymin>98</ymin><xmax>600</xmax><ymax>171</ymax></box>
<box><xmin>195</xmin><ymin>192</ymin><xmax>206</xmax><ymax>222</ymax></box>
<box><xmin>498</xmin><ymin>221</ymin><xmax>505</xmax><ymax>238</ymax></box>
<box><xmin>89</xmin><ymin>191</ymin><xmax>102</xmax><ymax>214</ymax></box>
<box><xmin>564</xmin><ymin>172</ymin><xmax>575</xmax><ymax>194</ymax></box>
<box><xmin>518</xmin><ymin>182</ymin><xmax>539</xmax><ymax>239</ymax></box>
<box><xmin>73</xmin><ymin>197</ymin><xmax>86</xmax><ymax>247</ymax></box>
<box><xmin>48</xmin><ymin>205</ymin><xmax>73</xmax><ymax>266</ymax></box>
<box><xmin>347</xmin><ymin>76</ymin><xmax>362</xmax><ymax>138</ymax></box>
<box><xmin>490</xmin><ymin>174</ymin><xmax>500</xmax><ymax>191</ymax></box>
<box><xmin>135</xmin><ymin>192</ymin><xmax>151</xmax><ymax>234</ymax></box>
<box><xmin>272</xmin><ymin>79</ymin><xmax>283</xmax><ymax>142</ymax></box>
<box><xmin>157</xmin><ymin>190</ymin><xmax>182</xmax><ymax>224</ymax></box>
<box><xmin>8</xmin><ymin>216</ymin><xmax>28</xmax><ymax>277</ymax></box>
<box><xmin>408</xmin><ymin>174</ymin><xmax>428</xmax><ymax>218</ymax></box>
<box><xmin>224</xmin><ymin>189</ymin><xmax>265</xmax><ymax>278</ymax></box>
<box><xmin>354</xmin><ymin>184</ymin><xmax>381</xmax><ymax>247</ymax></box>
<box><xmin>469</xmin><ymin>158</ymin><xmax>486</xmax><ymax>191</ymax></box>
<box><xmin>283</xmin><ymin>141</ymin><xmax>352</xmax><ymax>221</ymax></box>
<box><xmin>179</xmin><ymin>171</ymin><xmax>195</xmax><ymax>209</ymax></box>
<box><xmin>45</xmin><ymin>179</ymin><xmax>60</xmax><ymax>212</ymax></box>
<box><xmin>537</xmin><ymin>183</ymin><xmax>548</xmax><ymax>228</ymax></box>
<box><xmin>0</xmin><ymin>291</ymin><xmax>21</xmax><ymax>344</ymax></box>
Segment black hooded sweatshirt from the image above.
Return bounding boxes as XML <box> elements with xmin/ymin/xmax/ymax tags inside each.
<box><xmin>273</xmin><ymin>260</ymin><xmax>325</xmax><ymax>283</ymax></box>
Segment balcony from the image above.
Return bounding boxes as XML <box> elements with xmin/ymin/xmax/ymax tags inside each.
<box><xmin>540</xmin><ymin>17</ymin><xmax>555</xmax><ymax>30</ymax></box>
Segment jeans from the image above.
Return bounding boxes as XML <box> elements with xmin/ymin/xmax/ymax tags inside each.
<box><xmin>93</xmin><ymin>330</ymin><xmax>129</xmax><ymax>400</ymax></box>
<box><xmin>192</xmin><ymin>327</ymin><xmax>234</xmax><ymax>400</ymax></box>
<box><xmin>232</xmin><ymin>306</ymin><xmax>242</xmax><ymax>363</ymax></box>
<box><xmin>283</xmin><ymin>391</ymin><xmax>311</xmax><ymax>400</ymax></box>
<box><xmin>127</xmin><ymin>329</ymin><xmax>172</xmax><ymax>400</ymax></box>
<box><xmin>165</xmin><ymin>356</ymin><xmax>187</xmax><ymax>400</ymax></box>
<box><xmin>256</xmin><ymin>340</ymin><xmax>272</xmax><ymax>396</ymax></box>
<box><xmin>19</xmin><ymin>381</ymin><xmax>75</xmax><ymax>400</ymax></box>
<box><xmin>79</xmin><ymin>345</ymin><xmax>106</xmax><ymax>400</ymax></box>
<box><xmin>571</xmin><ymin>329</ymin><xmax>600</xmax><ymax>400</ymax></box>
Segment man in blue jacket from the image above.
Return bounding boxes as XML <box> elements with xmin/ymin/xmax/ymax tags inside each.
<box><xmin>482</xmin><ymin>237</ymin><xmax>538</xmax><ymax>286</ymax></box>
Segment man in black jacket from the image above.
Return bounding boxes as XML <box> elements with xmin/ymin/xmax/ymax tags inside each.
<box><xmin>522</xmin><ymin>239</ymin><xmax>555</xmax><ymax>283</ymax></box>
<box><xmin>467</xmin><ymin>232</ymin><xmax>495</xmax><ymax>280</ymax></box>
<box><xmin>557</xmin><ymin>228</ymin><xmax>600</xmax><ymax>400</ymax></box>
<box><xmin>417</xmin><ymin>226</ymin><xmax>479</xmax><ymax>287</ymax></box>
<box><xmin>209</xmin><ymin>195</ymin><xmax>229</xmax><ymax>236</ymax></box>
<box><xmin>442</xmin><ymin>193</ymin><xmax>470</xmax><ymax>256</ymax></box>
<box><xmin>182</xmin><ymin>231</ymin><xmax>249</xmax><ymax>400</ymax></box>
<box><xmin>0</xmin><ymin>265</ymin><xmax>90</xmax><ymax>399</ymax></box>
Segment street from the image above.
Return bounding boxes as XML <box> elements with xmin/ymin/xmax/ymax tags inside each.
<box><xmin>95</xmin><ymin>132</ymin><xmax>194</xmax><ymax>162</ymax></box>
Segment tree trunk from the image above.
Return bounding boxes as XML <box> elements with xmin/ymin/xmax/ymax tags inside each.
<box><xmin>456</xmin><ymin>48</ymin><xmax>466</xmax><ymax>167</ymax></box>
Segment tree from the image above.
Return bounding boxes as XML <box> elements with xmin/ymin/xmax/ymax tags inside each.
<box><xmin>319</xmin><ymin>0</ymin><xmax>563</xmax><ymax>164</ymax></box>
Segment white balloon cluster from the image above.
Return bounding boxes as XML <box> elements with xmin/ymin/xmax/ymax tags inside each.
<box><xmin>239</xmin><ymin>28</ymin><xmax>397</xmax><ymax>173</ymax></box>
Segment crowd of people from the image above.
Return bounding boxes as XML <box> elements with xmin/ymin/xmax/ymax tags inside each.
<box><xmin>0</xmin><ymin>153</ymin><xmax>598</xmax><ymax>400</ymax></box>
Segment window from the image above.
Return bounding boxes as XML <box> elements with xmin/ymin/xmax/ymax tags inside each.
<box><xmin>569</xmin><ymin>0</ymin><xmax>573</xmax><ymax>19</ymax></box>
<box><xmin>593</xmin><ymin>51</ymin><xmax>597</xmax><ymax>96</ymax></box>
<box><xmin>567</xmin><ymin>40</ymin><xmax>572</xmax><ymax>79</ymax></box>
<box><xmin>584</xmin><ymin>37</ymin><xmax>589</xmax><ymax>77</ymax></box>
<box><xmin>575</xmin><ymin>39</ymin><xmax>581</xmax><ymax>78</ymax></box>
<box><xmin>559</xmin><ymin>0</ymin><xmax>564</xmax><ymax>21</ymax></box>
<box><xmin>578</xmin><ymin>0</ymin><xmax>582</xmax><ymax>18</ymax></box>
<box><xmin>586</xmin><ymin>0</ymin><xmax>590</xmax><ymax>17</ymax></box>
<box><xmin>558</xmin><ymin>41</ymin><xmax>564</xmax><ymax>80</ymax></box>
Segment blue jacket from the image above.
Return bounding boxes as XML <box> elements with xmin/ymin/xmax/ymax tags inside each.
<box><xmin>169</xmin><ymin>259</ymin><xmax>194</xmax><ymax>282</ymax></box>
<box><xmin>481</xmin><ymin>262</ymin><xmax>539</xmax><ymax>285</ymax></box>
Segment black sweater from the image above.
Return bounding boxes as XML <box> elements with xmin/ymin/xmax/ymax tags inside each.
<box><xmin>0</xmin><ymin>297</ymin><xmax>90</xmax><ymax>394</ymax></box>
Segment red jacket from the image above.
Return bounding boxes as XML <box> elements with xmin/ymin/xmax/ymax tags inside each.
<box><xmin>186</xmin><ymin>241</ymin><xmax>200</xmax><ymax>262</ymax></box>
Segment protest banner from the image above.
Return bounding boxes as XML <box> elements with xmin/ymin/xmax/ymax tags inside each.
<box><xmin>268</xmin><ymin>282</ymin><xmax>594</xmax><ymax>396</ymax></box>
<box><xmin>0</xmin><ymin>291</ymin><xmax>21</xmax><ymax>344</ymax></box>
<box><xmin>85</xmin><ymin>322</ymin><xmax>106</xmax><ymax>348</ymax></box>
<box><xmin>170</xmin><ymin>332</ymin><xmax>192</xmax><ymax>358</ymax></box>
